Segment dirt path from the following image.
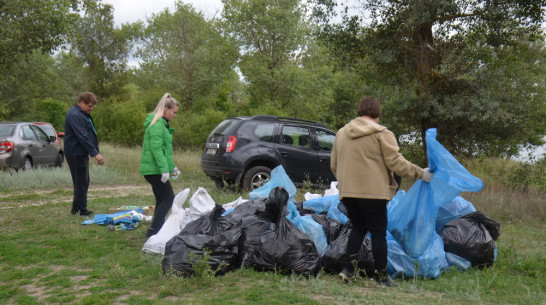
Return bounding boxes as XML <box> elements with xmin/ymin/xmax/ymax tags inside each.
<box><xmin>0</xmin><ymin>184</ymin><xmax>151</xmax><ymax>209</ymax></box>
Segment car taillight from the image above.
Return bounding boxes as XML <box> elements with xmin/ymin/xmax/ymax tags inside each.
<box><xmin>0</xmin><ymin>141</ymin><xmax>14</xmax><ymax>153</ymax></box>
<box><xmin>225</xmin><ymin>136</ymin><xmax>237</xmax><ymax>153</ymax></box>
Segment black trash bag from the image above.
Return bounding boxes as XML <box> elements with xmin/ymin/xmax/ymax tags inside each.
<box><xmin>162</xmin><ymin>228</ymin><xmax>241</xmax><ymax>276</ymax></box>
<box><xmin>321</xmin><ymin>221</ymin><xmax>375</xmax><ymax>276</ymax></box>
<box><xmin>179</xmin><ymin>204</ymin><xmax>233</xmax><ymax>236</ymax></box>
<box><xmin>310</xmin><ymin>214</ymin><xmax>343</xmax><ymax>244</ymax></box>
<box><xmin>239</xmin><ymin>187</ymin><xmax>321</xmax><ymax>277</ymax></box>
<box><xmin>440</xmin><ymin>211</ymin><xmax>500</xmax><ymax>268</ymax></box>
<box><xmin>293</xmin><ymin>201</ymin><xmax>316</xmax><ymax>216</ymax></box>
<box><xmin>223</xmin><ymin>198</ymin><xmax>268</xmax><ymax>227</ymax></box>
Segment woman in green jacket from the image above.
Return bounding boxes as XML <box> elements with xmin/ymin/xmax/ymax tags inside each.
<box><xmin>140</xmin><ymin>93</ymin><xmax>181</xmax><ymax>237</ymax></box>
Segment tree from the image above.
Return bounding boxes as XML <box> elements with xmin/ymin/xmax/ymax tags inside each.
<box><xmin>69</xmin><ymin>0</ymin><xmax>133</xmax><ymax>100</ymax></box>
<box><xmin>135</xmin><ymin>1</ymin><xmax>238</xmax><ymax>111</ymax></box>
<box><xmin>222</xmin><ymin>0</ymin><xmax>333</xmax><ymax>117</ymax></box>
<box><xmin>0</xmin><ymin>0</ymin><xmax>78</xmax><ymax>70</ymax></box>
<box><xmin>314</xmin><ymin>0</ymin><xmax>546</xmax><ymax>157</ymax></box>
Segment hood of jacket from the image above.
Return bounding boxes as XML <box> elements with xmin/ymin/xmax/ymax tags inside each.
<box><xmin>143</xmin><ymin>113</ymin><xmax>158</xmax><ymax>129</ymax></box>
<box><xmin>345</xmin><ymin>117</ymin><xmax>387</xmax><ymax>139</ymax></box>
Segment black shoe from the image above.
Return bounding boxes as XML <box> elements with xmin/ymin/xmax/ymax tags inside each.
<box><xmin>146</xmin><ymin>228</ymin><xmax>157</xmax><ymax>238</ymax></box>
<box><xmin>338</xmin><ymin>267</ymin><xmax>355</xmax><ymax>283</ymax></box>
<box><xmin>375</xmin><ymin>275</ymin><xmax>398</xmax><ymax>287</ymax></box>
<box><xmin>80</xmin><ymin>210</ymin><xmax>94</xmax><ymax>216</ymax></box>
<box><xmin>70</xmin><ymin>209</ymin><xmax>79</xmax><ymax>215</ymax></box>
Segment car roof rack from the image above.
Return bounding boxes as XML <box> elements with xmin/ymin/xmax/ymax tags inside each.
<box><xmin>250</xmin><ymin>115</ymin><xmax>326</xmax><ymax>127</ymax></box>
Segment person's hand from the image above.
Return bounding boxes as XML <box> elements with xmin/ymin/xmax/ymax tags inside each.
<box><xmin>95</xmin><ymin>154</ymin><xmax>105</xmax><ymax>165</ymax></box>
<box><xmin>171</xmin><ymin>167</ymin><xmax>181</xmax><ymax>180</ymax></box>
<box><xmin>161</xmin><ymin>172</ymin><xmax>170</xmax><ymax>183</ymax></box>
<box><xmin>422</xmin><ymin>168</ymin><xmax>434</xmax><ymax>183</ymax></box>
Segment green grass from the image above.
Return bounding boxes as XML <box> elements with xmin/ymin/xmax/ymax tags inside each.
<box><xmin>0</xmin><ymin>143</ymin><xmax>544</xmax><ymax>304</ymax></box>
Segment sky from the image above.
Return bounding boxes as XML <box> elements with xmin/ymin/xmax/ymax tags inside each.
<box><xmin>102</xmin><ymin>0</ymin><xmax>224</xmax><ymax>25</ymax></box>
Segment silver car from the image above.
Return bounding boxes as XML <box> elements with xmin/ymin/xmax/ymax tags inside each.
<box><xmin>0</xmin><ymin>122</ymin><xmax>63</xmax><ymax>170</ymax></box>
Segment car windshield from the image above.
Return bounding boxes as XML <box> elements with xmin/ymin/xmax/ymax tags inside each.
<box><xmin>0</xmin><ymin>124</ymin><xmax>15</xmax><ymax>137</ymax></box>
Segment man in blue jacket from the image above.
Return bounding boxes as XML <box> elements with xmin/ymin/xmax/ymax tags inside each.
<box><xmin>64</xmin><ymin>92</ymin><xmax>105</xmax><ymax>216</ymax></box>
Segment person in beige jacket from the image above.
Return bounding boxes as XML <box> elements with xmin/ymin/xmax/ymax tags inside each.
<box><xmin>331</xmin><ymin>96</ymin><xmax>433</xmax><ymax>287</ymax></box>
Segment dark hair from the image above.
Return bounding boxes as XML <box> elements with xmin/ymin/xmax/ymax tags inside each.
<box><xmin>357</xmin><ymin>96</ymin><xmax>382</xmax><ymax>118</ymax></box>
<box><xmin>78</xmin><ymin>92</ymin><xmax>97</xmax><ymax>105</ymax></box>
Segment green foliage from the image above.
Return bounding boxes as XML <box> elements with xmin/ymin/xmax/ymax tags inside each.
<box><xmin>35</xmin><ymin>98</ymin><xmax>69</xmax><ymax>131</ymax></box>
<box><xmin>173</xmin><ymin>109</ymin><xmax>229</xmax><ymax>148</ymax></box>
<box><xmin>222</xmin><ymin>0</ymin><xmax>333</xmax><ymax>118</ymax></box>
<box><xmin>0</xmin><ymin>50</ymin><xmax>75</xmax><ymax>121</ymax></box>
<box><xmin>135</xmin><ymin>2</ymin><xmax>238</xmax><ymax>111</ymax></box>
<box><xmin>69</xmin><ymin>0</ymin><xmax>133</xmax><ymax>100</ymax></box>
<box><xmin>314</xmin><ymin>0</ymin><xmax>546</xmax><ymax>158</ymax></box>
<box><xmin>0</xmin><ymin>0</ymin><xmax>78</xmax><ymax>70</ymax></box>
<box><xmin>92</xmin><ymin>95</ymin><xmax>147</xmax><ymax>146</ymax></box>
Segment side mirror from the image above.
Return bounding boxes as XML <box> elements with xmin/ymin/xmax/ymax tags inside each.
<box><xmin>49</xmin><ymin>136</ymin><xmax>57</xmax><ymax>142</ymax></box>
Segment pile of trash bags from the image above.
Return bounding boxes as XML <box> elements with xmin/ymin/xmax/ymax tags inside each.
<box><xmin>148</xmin><ymin>128</ymin><xmax>501</xmax><ymax>279</ymax></box>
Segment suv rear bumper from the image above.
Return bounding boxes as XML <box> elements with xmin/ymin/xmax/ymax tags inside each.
<box><xmin>201</xmin><ymin>159</ymin><xmax>244</xmax><ymax>183</ymax></box>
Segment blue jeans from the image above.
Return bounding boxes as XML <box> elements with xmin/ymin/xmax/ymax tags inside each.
<box><xmin>66</xmin><ymin>155</ymin><xmax>90</xmax><ymax>214</ymax></box>
<box><xmin>144</xmin><ymin>175</ymin><xmax>175</xmax><ymax>235</ymax></box>
<box><xmin>342</xmin><ymin>198</ymin><xmax>388</xmax><ymax>275</ymax></box>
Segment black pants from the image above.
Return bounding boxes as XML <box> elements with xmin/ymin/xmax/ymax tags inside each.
<box><xmin>66</xmin><ymin>155</ymin><xmax>90</xmax><ymax>214</ymax></box>
<box><xmin>342</xmin><ymin>198</ymin><xmax>388</xmax><ymax>275</ymax></box>
<box><xmin>144</xmin><ymin>175</ymin><xmax>175</xmax><ymax>235</ymax></box>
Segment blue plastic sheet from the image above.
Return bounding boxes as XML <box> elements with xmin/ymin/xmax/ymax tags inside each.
<box><xmin>249</xmin><ymin>165</ymin><xmax>328</xmax><ymax>255</ymax></box>
<box><xmin>81</xmin><ymin>208</ymin><xmax>143</xmax><ymax>225</ymax></box>
<box><xmin>387</xmin><ymin>128</ymin><xmax>483</xmax><ymax>258</ymax></box>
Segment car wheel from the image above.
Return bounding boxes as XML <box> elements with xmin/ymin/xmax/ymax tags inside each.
<box><xmin>55</xmin><ymin>153</ymin><xmax>64</xmax><ymax>167</ymax></box>
<box><xmin>23</xmin><ymin>157</ymin><xmax>32</xmax><ymax>171</ymax></box>
<box><xmin>242</xmin><ymin>166</ymin><xmax>271</xmax><ymax>191</ymax></box>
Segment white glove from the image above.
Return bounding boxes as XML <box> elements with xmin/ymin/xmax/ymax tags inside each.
<box><xmin>161</xmin><ymin>172</ymin><xmax>170</xmax><ymax>183</ymax></box>
<box><xmin>171</xmin><ymin>167</ymin><xmax>181</xmax><ymax>180</ymax></box>
<box><xmin>421</xmin><ymin>168</ymin><xmax>434</xmax><ymax>183</ymax></box>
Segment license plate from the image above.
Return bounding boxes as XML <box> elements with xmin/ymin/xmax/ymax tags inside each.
<box><xmin>206</xmin><ymin>148</ymin><xmax>217</xmax><ymax>155</ymax></box>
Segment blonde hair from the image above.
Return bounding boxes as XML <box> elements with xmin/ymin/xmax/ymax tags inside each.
<box><xmin>150</xmin><ymin>93</ymin><xmax>180</xmax><ymax>126</ymax></box>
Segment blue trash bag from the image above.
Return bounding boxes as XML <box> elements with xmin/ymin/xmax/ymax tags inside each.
<box><xmin>249</xmin><ymin>165</ymin><xmax>328</xmax><ymax>255</ymax></box>
<box><xmin>287</xmin><ymin>201</ymin><xmax>328</xmax><ymax>255</ymax></box>
<box><xmin>249</xmin><ymin>165</ymin><xmax>297</xmax><ymax>202</ymax></box>
<box><xmin>302</xmin><ymin>194</ymin><xmax>349</xmax><ymax>225</ymax></box>
<box><xmin>436</xmin><ymin>196</ymin><xmax>476</xmax><ymax>232</ymax></box>
<box><xmin>303</xmin><ymin>194</ymin><xmax>339</xmax><ymax>214</ymax></box>
<box><xmin>445</xmin><ymin>252</ymin><xmax>472</xmax><ymax>271</ymax></box>
<box><xmin>387</xmin><ymin>128</ymin><xmax>484</xmax><ymax>258</ymax></box>
<box><xmin>326</xmin><ymin>200</ymin><xmax>349</xmax><ymax>225</ymax></box>
<box><xmin>386</xmin><ymin>231</ymin><xmax>449</xmax><ymax>279</ymax></box>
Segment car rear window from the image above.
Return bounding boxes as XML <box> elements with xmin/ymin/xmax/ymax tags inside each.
<box><xmin>211</xmin><ymin>119</ymin><xmax>239</xmax><ymax>136</ymax></box>
<box><xmin>0</xmin><ymin>124</ymin><xmax>15</xmax><ymax>137</ymax></box>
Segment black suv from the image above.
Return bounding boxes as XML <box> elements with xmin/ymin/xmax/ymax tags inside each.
<box><xmin>201</xmin><ymin>115</ymin><xmax>337</xmax><ymax>190</ymax></box>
